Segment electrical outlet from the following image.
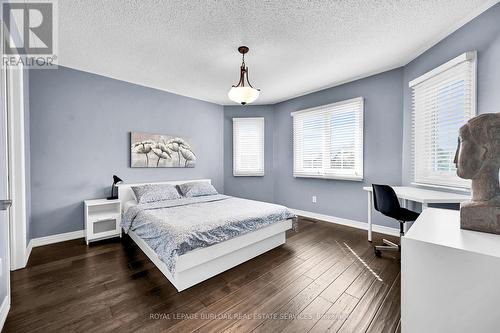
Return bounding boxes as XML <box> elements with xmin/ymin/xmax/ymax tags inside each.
<box><xmin>312</xmin><ymin>196</ymin><xmax>317</xmax><ymax>203</ymax></box>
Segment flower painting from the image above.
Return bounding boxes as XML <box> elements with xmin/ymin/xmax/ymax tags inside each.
<box><xmin>131</xmin><ymin>132</ymin><xmax>196</xmax><ymax>168</ymax></box>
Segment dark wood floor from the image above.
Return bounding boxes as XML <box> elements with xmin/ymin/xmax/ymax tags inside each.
<box><xmin>4</xmin><ymin>218</ymin><xmax>401</xmax><ymax>333</ymax></box>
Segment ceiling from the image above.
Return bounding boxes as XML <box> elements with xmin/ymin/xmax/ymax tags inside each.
<box><xmin>58</xmin><ymin>0</ymin><xmax>498</xmax><ymax>105</ymax></box>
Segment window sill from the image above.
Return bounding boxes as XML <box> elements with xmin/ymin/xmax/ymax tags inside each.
<box><xmin>411</xmin><ymin>182</ymin><xmax>470</xmax><ymax>193</ymax></box>
<box><xmin>233</xmin><ymin>173</ymin><xmax>265</xmax><ymax>177</ymax></box>
<box><xmin>294</xmin><ymin>174</ymin><xmax>363</xmax><ymax>181</ymax></box>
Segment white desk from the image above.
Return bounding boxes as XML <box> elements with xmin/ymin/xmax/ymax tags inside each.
<box><xmin>363</xmin><ymin>186</ymin><xmax>469</xmax><ymax>241</ymax></box>
<box><xmin>401</xmin><ymin>208</ymin><xmax>500</xmax><ymax>333</ymax></box>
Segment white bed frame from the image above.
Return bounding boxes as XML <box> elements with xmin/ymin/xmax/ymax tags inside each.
<box><xmin>118</xmin><ymin>179</ymin><xmax>293</xmax><ymax>291</ymax></box>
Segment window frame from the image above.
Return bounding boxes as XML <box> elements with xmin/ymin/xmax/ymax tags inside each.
<box><xmin>291</xmin><ymin>97</ymin><xmax>364</xmax><ymax>181</ymax></box>
<box><xmin>232</xmin><ymin>117</ymin><xmax>265</xmax><ymax>177</ymax></box>
<box><xmin>410</xmin><ymin>51</ymin><xmax>477</xmax><ymax>191</ymax></box>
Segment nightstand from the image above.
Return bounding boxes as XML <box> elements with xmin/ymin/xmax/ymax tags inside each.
<box><xmin>84</xmin><ymin>199</ymin><xmax>122</xmax><ymax>245</ymax></box>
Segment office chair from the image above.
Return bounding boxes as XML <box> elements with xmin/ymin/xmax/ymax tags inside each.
<box><xmin>372</xmin><ymin>184</ymin><xmax>420</xmax><ymax>257</ymax></box>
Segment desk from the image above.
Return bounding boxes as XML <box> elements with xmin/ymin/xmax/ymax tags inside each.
<box><xmin>363</xmin><ymin>186</ymin><xmax>469</xmax><ymax>241</ymax></box>
<box><xmin>401</xmin><ymin>208</ymin><xmax>500</xmax><ymax>332</ymax></box>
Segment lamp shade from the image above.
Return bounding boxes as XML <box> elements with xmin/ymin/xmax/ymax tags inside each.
<box><xmin>228</xmin><ymin>86</ymin><xmax>260</xmax><ymax>105</ymax></box>
<box><xmin>112</xmin><ymin>175</ymin><xmax>123</xmax><ymax>184</ymax></box>
<box><xmin>108</xmin><ymin>175</ymin><xmax>123</xmax><ymax>200</ymax></box>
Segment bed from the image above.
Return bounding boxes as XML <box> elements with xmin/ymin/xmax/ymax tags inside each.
<box><xmin>118</xmin><ymin>179</ymin><xmax>295</xmax><ymax>291</ymax></box>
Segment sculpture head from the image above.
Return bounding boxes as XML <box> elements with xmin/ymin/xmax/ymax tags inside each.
<box><xmin>454</xmin><ymin>113</ymin><xmax>500</xmax><ymax>180</ymax></box>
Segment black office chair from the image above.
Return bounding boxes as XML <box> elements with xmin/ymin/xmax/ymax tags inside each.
<box><xmin>372</xmin><ymin>184</ymin><xmax>420</xmax><ymax>257</ymax></box>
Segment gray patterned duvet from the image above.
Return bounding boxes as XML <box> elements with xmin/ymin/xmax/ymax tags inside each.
<box><xmin>121</xmin><ymin>195</ymin><xmax>296</xmax><ymax>273</ymax></box>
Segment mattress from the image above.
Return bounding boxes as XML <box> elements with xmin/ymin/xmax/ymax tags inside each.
<box><xmin>121</xmin><ymin>195</ymin><xmax>296</xmax><ymax>273</ymax></box>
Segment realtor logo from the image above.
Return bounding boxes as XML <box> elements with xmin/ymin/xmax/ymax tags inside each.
<box><xmin>2</xmin><ymin>0</ymin><xmax>58</xmax><ymax>68</ymax></box>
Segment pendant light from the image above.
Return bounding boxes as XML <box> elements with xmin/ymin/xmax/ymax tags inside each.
<box><xmin>228</xmin><ymin>46</ymin><xmax>260</xmax><ymax>105</ymax></box>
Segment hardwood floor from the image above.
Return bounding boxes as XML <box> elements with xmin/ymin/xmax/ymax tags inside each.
<box><xmin>4</xmin><ymin>218</ymin><xmax>401</xmax><ymax>333</ymax></box>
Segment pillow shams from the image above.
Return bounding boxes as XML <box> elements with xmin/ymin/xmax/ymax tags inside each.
<box><xmin>178</xmin><ymin>181</ymin><xmax>218</xmax><ymax>197</ymax></box>
<box><xmin>131</xmin><ymin>184</ymin><xmax>181</xmax><ymax>204</ymax></box>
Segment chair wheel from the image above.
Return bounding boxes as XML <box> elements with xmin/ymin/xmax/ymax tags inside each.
<box><xmin>374</xmin><ymin>249</ymin><xmax>382</xmax><ymax>257</ymax></box>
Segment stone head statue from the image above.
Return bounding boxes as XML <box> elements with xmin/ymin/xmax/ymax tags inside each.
<box><xmin>454</xmin><ymin>113</ymin><xmax>500</xmax><ymax>202</ymax></box>
<box><xmin>454</xmin><ymin>113</ymin><xmax>500</xmax><ymax>234</ymax></box>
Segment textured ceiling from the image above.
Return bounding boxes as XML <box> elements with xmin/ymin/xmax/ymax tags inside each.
<box><xmin>58</xmin><ymin>0</ymin><xmax>498</xmax><ymax>105</ymax></box>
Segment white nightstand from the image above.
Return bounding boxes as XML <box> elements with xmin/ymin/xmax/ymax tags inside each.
<box><xmin>84</xmin><ymin>199</ymin><xmax>122</xmax><ymax>245</ymax></box>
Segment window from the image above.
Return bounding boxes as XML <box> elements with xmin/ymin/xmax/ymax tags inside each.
<box><xmin>292</xmin><ymin>97</ymin><xmax>364</xmax><ymax>180</ymax></box>
<box><xmin>410</xmin><ymin>52</ymin><xmax>476</xmax><ymax>189</ymax></box>
<box><xmin>233</xmin><ymin>117</ymin><xmax>265</xmax><ymax>176</ymax></box>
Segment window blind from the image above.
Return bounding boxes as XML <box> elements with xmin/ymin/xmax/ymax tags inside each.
<box><xmin>410</xmin><ymin>52</ymin><xmax>476</xmax><ymax>189</ymax></box>
<box><xmin>292</xmin><ymin>97</ymin><xmax>364</xmax><ymax>180</ymax></box>
<box><xmin>233</xmin><ymin>117</ymin><xmax>265</xmax><ymax>176</ymax></box>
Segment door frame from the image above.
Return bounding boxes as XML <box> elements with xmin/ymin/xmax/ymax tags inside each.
<box><xmin>0</xmin><ymin>63</ymin><xmax>12</xmax><ymax>330</ymax></box>
<box><xmin>5</xmin><ymin>63</ymin><xmax>28</xmax><ymax>270</ymax></box>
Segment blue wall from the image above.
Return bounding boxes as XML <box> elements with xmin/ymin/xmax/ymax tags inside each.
<box><xmin>224</xmin><ymin>106</ymin><xmax>275</xmax><ymax>203</ymax></box>
<box><xmin>273</xmin><ymin>69</ymin><xmax>404</xmax><ymax>227</ymax></box>
<box><xmin>29</xmin><ymin>66</ymin><xmax>224</xmax><ymax>238</ymax></box>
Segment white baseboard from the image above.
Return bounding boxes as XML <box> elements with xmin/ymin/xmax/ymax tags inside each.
<box><xmin>11</xmin><ymin>240</ymin><xmax>33</xmax><ymax>271</ymax></box>
<box><xmin>24</xmin><ymin>240</ymin><xmax>33</xmax><ymax>267</ymax></box>
<box><xmin>0</xmin><ymin>296</ymin><xmax>10</xmax><ymax>332</ymax></box>
<box><xmin>19</xmin><ymin>230</ymin><xmax>84</xmax><ymax>270</ymax></box>
<box><xmin>291</xmin><ymin>208</ymin><xmax>400</xmax><ymax>237</ymax></box>
<box><xmin>30</xmin><ymin>230</ymin><xmax>85</xmax><ymax>248</ymax></box>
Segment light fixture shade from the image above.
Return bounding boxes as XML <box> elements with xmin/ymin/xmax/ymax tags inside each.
<box><xmin>228</xmin><ymin>46</ymin><xmax>260</xmax><ymax>105</ymax></box>
<box><xmin>228</xmin><ymin>86</ymin><xmax>260</xmax><ymax>105</ymax></box>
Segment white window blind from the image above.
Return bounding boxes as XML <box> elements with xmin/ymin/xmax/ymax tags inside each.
<box><xmin>410</xmin><ymin>51</ymin><xmax>476</xmax><ymax>189</ymax></box>
<box><xmin>292</xmin><ymin>97</ymin><xmax>364</xmax><ymax>180</ymax></box>
<box><xmin>233</xmin><ymin>117</ymin><xmax>265</xmax><ymax>176</ymax></box>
